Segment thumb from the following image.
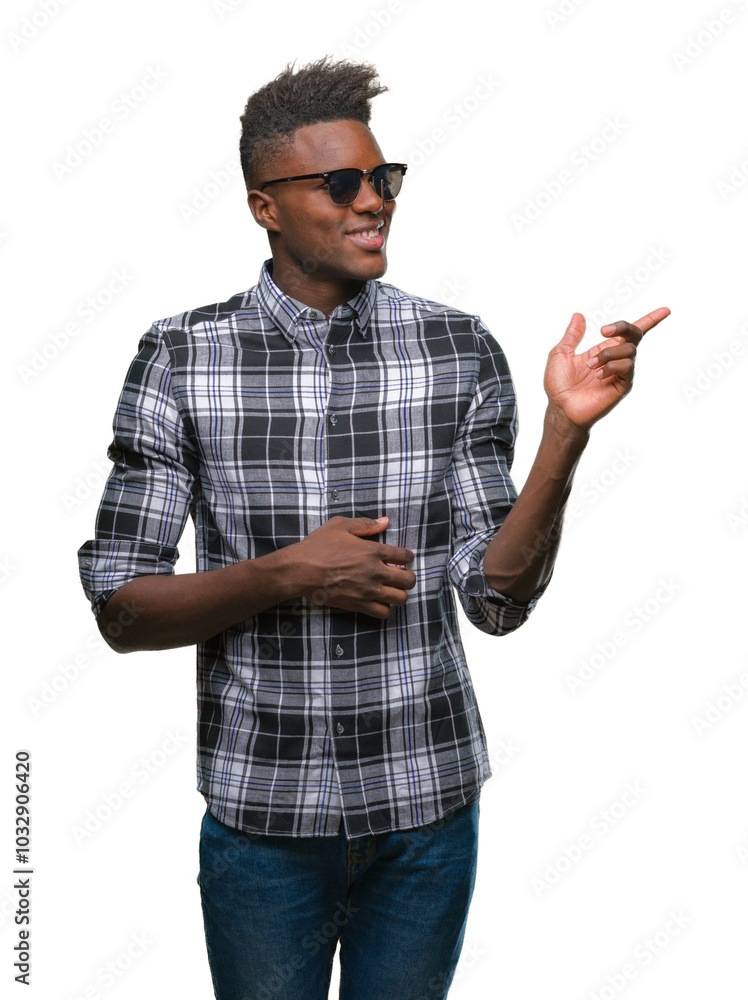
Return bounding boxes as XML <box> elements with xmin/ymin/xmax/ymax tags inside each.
<box><xmin>554</xmin><ymin>312</ymin><xmax>586</xmax><ymax>355</ymax></box>
<box><xmin>349</xmin><ymin>515</ymin><xmax>389</xmax><ymax>536</ymax></box>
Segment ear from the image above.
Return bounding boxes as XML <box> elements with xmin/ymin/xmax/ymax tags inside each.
<box><xmin>247</xmin><ymin>190</ymin><xmax>281</xmax><ymax>233</ymax></box>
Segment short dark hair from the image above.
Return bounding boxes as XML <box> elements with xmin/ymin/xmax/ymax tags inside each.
<box><xmin>239</xmin><ymin>55</ymin><xmax>388</xmax><ymax>192</ymax></box>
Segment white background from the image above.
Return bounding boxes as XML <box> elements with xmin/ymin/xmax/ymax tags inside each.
<box><xmin>2</xmin><ymin>0</ymin><xmax>747</xmax><ymax>997</ymax></box>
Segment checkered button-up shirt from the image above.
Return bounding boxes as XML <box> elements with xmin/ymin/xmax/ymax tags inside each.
<box><xmin>77</xmin><ymin>258</ymin><xmax>550</xmax><ymax>838</ymax></box>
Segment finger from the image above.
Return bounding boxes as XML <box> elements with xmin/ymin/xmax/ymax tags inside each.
<box><xmin>554</xmin><ymin>312</ymin><xmax>587</xmax><ymax>354</ymax></box>
<box><xmin>349</xmin><ymin>516</ymin><xmax>389</xmax><ymax>536</ymax></box>
<box><xmin>381</xmin><ymin>545</ymin><xmax>415</xmax><ymax>565</ymax></box>
<box><xmin>355</xmin><ymin>593</ymin><xmax>400</xmax><ymax>619</ymax></box>
<box><xmin>591</xmin><ymin>358</ymin><xmax>635</xmax><ymax>380</ymax></box>
<box><xmin>341</xmin><ymin>596</ymin><xmax>392</xmax><ymax>620</ymax></box>
<box><xmin>365</xmin><ymin>603</ymin><xmax>393</xmax><ymax>620</ymax></box>
<box><xmin>379</xmin><ymin>563</ymin><xmax>417</xmax><ymax>585</ymax></box>
<box><xmin>383</xmin><ymin>567</ymin><xmax>417</xmax><ymax>590</ymax></box>
<box><xmin>587</xmin><ymin>342</ymin><xmax>636</xmax><ymax>370</ymax></box>
<box><xmin>376</xmin><ymin>583</ymin><xmax>412</xmax><ymax>606</ymax></box>
<box><xmin>601</xmin><ymin>307</ymin><xmax>670</xmax><ymax>340</ymax></box>
<box><xmin>333</xmin><ymin>594</ymin><xmax>394</xmax><ymax>620</ymax></box>
<box><xmin>631</xmin><ymin>306</ymin><xmax>671</xmax><ymax>333</ymax></box>
<box><xmin>598</xmin><ymin>320</ymin><xmax>643</xmax><ymax>345</ymax></box>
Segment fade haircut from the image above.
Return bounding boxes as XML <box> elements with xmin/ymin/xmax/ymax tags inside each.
<box><xmin>239</xmin><ymin>55</ymin><xmax>389</xmax><ymax>193</ymax></box>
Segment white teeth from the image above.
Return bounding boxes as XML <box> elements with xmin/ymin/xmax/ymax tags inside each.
<box><xmin>353</xmin><ymin>229</ymin><xmax>379</xmax><ymax>238</ymax></box>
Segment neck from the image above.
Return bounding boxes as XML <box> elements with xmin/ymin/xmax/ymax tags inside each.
<box><xmin>267</xmin><ymin>255</ymin><xmax>365</xmax><ymax>319</ymax></box>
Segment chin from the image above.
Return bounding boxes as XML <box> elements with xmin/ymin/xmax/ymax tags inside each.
<box><xmin>359</xmin><ymin>253</ymin><xmax>388</xmax><ymax>280</ymax></box>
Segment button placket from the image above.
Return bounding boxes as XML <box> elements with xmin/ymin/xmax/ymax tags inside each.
<box><xmin>324</xmin><ymin>317</ymin><xmax>361</xmax><ymax>796</ymax></box>
<box><xmin>325</xmin><ymin>322</ymin><xmax>346</xmax><ymax>508</ymax></box>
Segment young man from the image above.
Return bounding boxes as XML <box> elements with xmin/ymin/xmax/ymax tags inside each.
<box><xmin>78</xmin><ymin>57</ymin><xmax>669</xmax><ymax>1000</ymax></box>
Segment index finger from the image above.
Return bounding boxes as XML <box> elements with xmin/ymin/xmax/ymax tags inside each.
<box><xmin>631</xmin><ymin>306</ymin><xmax>671</xmax><ymax>336</ymax></box>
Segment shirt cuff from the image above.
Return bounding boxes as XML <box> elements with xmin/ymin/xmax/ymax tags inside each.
<box><xmin>467</xmin><ymin>553</ymin><xmax>553</xmax><ymax>606</ymax></box>
<box><xmin>77</xmin><ymin>538</ymin><xmax>179</xmax><ymax>618</ymax></box>
<box><xmin>457</xmin><ymin>558</ymin><xmax>553</xmax><ymax>635</ymax></box>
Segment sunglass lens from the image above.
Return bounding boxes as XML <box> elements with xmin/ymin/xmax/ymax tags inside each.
<box><xmin>327</xmin><ymin>165</ymin><xmax>405</xmax><ymax>204</ymax></box>
<box><xmin>374</xmin><ymin>165</ymin><xmax>404</xmax><ymax>200</ymax></box>
<box><xmin>328</xmin><ymin>169</ymin><xmax>361</xmax><ymax>205</ymax></box>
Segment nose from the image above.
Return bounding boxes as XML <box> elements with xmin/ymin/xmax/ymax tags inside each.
<box><xmin>353</xmin><ymin>171</ymin><xmax>386</xmax><ymax>214</ymax></box>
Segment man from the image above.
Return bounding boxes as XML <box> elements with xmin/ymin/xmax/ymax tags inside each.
<box><xmin>77</xmin><ymin>56</ymin><xmax>669</xmax><ymax>1000</ymax></box>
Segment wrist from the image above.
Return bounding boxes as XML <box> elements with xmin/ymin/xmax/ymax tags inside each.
<box><xmin>543</xmin><ymin>405</ymin><xmax>591</xmax><ymax>450</ymax></box>
<box><xmin>244</xmin><ymin>545</ymin><xmax>304</xmax><ymax>604</ymax></box>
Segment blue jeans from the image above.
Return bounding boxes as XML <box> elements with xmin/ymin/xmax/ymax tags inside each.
<box><xmin>198</xmin><ymin>798</ymin><xmax>480</xmax><ymax>1000</ymax></box>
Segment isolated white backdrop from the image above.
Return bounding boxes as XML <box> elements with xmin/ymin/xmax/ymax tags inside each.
<box><xmin>2</xmin><ymin>0</ymin><xmax>746</xmax><ymax>998</ymax></box>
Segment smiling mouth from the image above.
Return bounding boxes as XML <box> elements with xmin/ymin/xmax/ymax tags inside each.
<box><xmin>345</xmin><ymin>228</ymin><xmax>385</xmax><ymax>250</ymax></box>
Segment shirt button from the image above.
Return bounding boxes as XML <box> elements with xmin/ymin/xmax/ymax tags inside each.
<box><xmin>335</xmin><ymin>644</ymin><xmax>344</xmax><ymax>657</ymax></box>
<box><xmin>329</xmin><ymin>413</ymin><xmax>337</xmax><ymax>425</ymax></box>
<box><xmin>308</xmin><ymin>310</ymin><xmax>320</xmax><ymax>319</ymax></box>
<box><xmin>331</xmin><ymin>489</ymin><xmax>340</xmax><ymax>501</ymax></box>
<box><xmin>336</xmin><ymin>722</ymin><xmax>345</xmax><ymax>734</ymax></box>
<box><xmin>327</xmin><ymin>344</ymin><xmax>336</xmax><ymax>355</ymax></box>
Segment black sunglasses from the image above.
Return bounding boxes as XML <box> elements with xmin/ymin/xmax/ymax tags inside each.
<box><xmin>259</xmin><ymin>162</ymin><xmax>408</xmax><ymax>206</ymax></box>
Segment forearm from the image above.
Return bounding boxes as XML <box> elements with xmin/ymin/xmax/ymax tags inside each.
<box><xmin>98</xmin><ymin>546</ymin><xmax>300</xmax><ymax>653</ymax></box>
<box><xmin>483</xmin><ymin>406</ymin><xmax>590</xmax><ymax>602</ymax></box>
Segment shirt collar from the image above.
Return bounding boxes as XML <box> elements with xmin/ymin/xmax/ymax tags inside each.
<box><xmin>256</xmin><ymin>257</ymin><xmax>377</xmax><ymax>344</ymax></box>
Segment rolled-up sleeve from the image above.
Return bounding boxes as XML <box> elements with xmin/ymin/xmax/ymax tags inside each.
<box><xmin>77</xmin><ymin>324</ymin><xmax>199</xmax><ymax>619</ymax></box>
<box><xmin>446</xmin><ymin>316</ymin><xmax>552</xmax><ymax>636</ymax></box>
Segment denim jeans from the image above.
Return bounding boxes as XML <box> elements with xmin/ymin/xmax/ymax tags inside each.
<box><xmin>197</xmin><ymin>797</ymin><xmax>480</xmax><ymax>1000</ymax></box>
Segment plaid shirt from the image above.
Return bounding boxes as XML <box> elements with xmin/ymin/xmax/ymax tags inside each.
<box><xmin>77</xmin><ymin>258</ymin><xmax>550</xmax><ymax>838</ymax></box>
